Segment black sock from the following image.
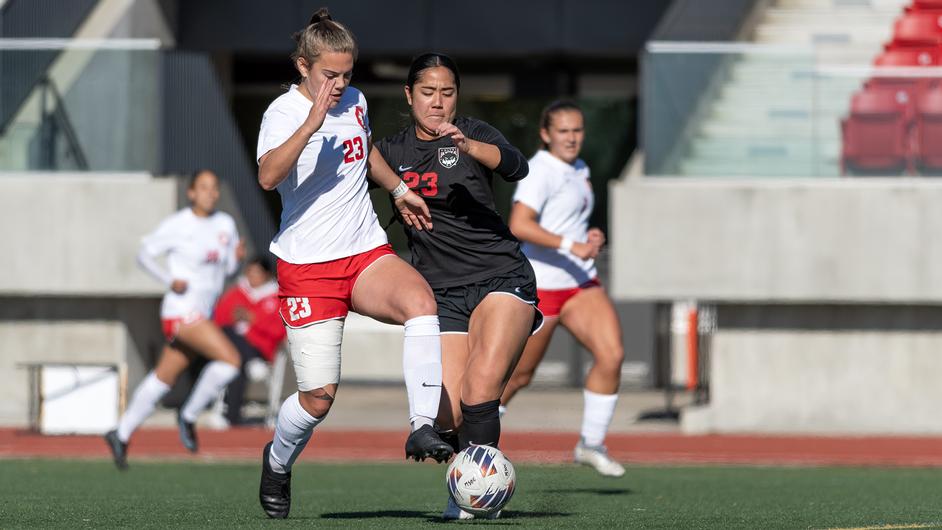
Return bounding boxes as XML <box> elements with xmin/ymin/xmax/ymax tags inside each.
<box><xmin>458</xmin><ymin>400</ymin><xmax>500</xmax><ymax>451</ymax></box>
<box><xmin>437</xmin><ymin>429</ymin><xmax>460</xmax><ymax>454</ymax></box>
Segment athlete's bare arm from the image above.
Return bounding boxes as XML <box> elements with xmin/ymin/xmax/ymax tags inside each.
<box><xmin>508</xmin><ymin>202</ymin><xmax>600</xmax><ymax>260</ymax></box>
<box><xmin>258</xmin><ymin>78</ymin><xmax>337</xmax><ymax>190</ymax></box>
<box><xmin>436</xmin><ymin>122</ymin><xmax>502</xmax><ymax>170</ymax></box>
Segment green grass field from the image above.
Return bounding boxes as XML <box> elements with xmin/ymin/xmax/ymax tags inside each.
<box><xmin>2</xmin><ymin>460</ymin><xmax>942</xmax><ymax>529</ymax></box>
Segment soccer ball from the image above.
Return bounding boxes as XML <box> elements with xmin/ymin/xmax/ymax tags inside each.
<box><xmin>445</xmin><ymin>445</ymin><xmax>516</xmax><ymax>516</ymax></box>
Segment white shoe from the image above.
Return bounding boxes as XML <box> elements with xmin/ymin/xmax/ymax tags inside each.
<box><xmin>442</xmin><ymin>497</ymin><xmax>502</xmax><ymax>521</ymax></box>
<box><xmin>245</xmin><ymin>357</ymin><xmax>270</xmax><ymax>383</ymax></box>
<box><xmin>574</xmin><ymin>440</ymin><xmax>625</xmax><ymax>477</ymax></box>
<box><xmin>204</xmin><ymin>412</ymin><xmax>230</xmax><ymax>431</ymax></box>
<box><xmin>442</xmin><ymin>497</ymin><xmax>474</xmax><ymax>520</ymax></box>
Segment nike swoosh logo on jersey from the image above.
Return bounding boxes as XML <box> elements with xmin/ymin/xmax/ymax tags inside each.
<box><xmin>421</xmin><ymin>382</ymin><xmax>442</xmax><ymax>388</ymax></box>
<box><xmin>398</xmin><ymin>165</ymin><xmax>413</xmax><ymax>172</ymax></box>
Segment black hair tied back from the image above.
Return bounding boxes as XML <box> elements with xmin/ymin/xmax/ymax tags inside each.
<box><xmin>309</xmin><ymin>7</ymin><xmax>332</xmax><ymax>26</ymax></box>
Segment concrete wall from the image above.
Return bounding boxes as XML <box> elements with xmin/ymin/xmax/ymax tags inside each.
<box><xmin>609</xmin><ymin>178</ymin><xmax>942</xmax><ymax>303</ymax></box>
<box><xmin>0</xmin><ymin>298</ymin><xmax>163</xmax><ymax>426</ymax></box>
<box><xmin>0</xmin><ymin>173</ymin><xmax>174</xmax><ymax>296</ymax></box>
<box><xmin>0</xmin><ymin>173</ymin><xmax>177</xmax><ymax>426</ymax></box>
<box><xmin>609</xmin><ymin>178</ymin><xmax>942</xmax><ymax>434</ymax></box>
<box><xmin>684</xmin><ymin>327</ymin><xmax>942</xmax><ymax>434</ymax></box>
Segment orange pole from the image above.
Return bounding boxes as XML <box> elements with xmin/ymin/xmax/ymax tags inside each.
<box><xmin>686</xmin><ymin>308</ymin><xmax>698</xmax><ymax>391</ymax></box>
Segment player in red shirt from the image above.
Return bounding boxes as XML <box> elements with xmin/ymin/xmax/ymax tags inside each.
<box><xmin>213</xmin><ymin>257</ymin><xmax>285</xmax><ymax>425</ymax></box>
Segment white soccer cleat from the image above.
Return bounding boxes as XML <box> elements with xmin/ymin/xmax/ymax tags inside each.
<box><xmin>442</xmin><ymin>496</ymin><xmax>474</xmax><ymax>520</ymax></box>
<box><xmin>441</xmin><ymin>497</ymin><xmax>502</xmax><ymax>520</ymax></box>
<box><xmin>574</xmin><ymin>440</ymin><xmax>625</xmax><ymax>477</ymax></box>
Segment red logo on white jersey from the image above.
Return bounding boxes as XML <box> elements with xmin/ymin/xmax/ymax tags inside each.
<box><xmin>205</xmin><ymin>250</ymin><xmax>220</xmax><ymax>263</ymax></box>
<box><xmin>355</xmin><ymin>105</ymin><xmax>366</xmax><ymax>131</ymax></box>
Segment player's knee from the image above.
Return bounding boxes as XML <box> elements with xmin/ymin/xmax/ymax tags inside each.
<box><xmin>404</xmin><ymin>291</ymin><xmax>437</xmax><ymax>320</ymax></box>
<box><xmin>595</xmin><ymin>345</ymin><xmax>624</xmax><ymax>375</ymax></box>
<box><xmin>298</xmin><ymin>388</ymin><xmax>334</xmax><ymax>418</ymax></box>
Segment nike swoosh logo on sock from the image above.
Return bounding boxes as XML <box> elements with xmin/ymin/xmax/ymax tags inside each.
<box><xmin>421</xmin><ymin>382</ymin><xmax>442</xmax><ymax>387</ymax></box>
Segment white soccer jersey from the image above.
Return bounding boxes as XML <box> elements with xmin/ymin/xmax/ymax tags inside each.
<box><xmin>257</xmin><ymin>85</ymin><xmax>387</xmax><ymax>264</ymax></box>
<box><xmin>513</xmin><ymin>150</ymin><xmax>597</xmax><ymax>290</ymax></box>
<box><xmin>139</xmin><ymin>208</ymin><xmax>240</xmax><ymax>319</ymax></box>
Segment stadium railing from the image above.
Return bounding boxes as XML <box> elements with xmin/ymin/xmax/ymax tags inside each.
<box><xmin>641</xmin><ymin>41</ymin><xmax>942</xmax><ymax>178</ymax></box>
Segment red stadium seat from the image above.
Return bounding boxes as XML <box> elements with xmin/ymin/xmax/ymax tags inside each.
<box><xmin>892</xmin><ymin>12</ymin><xmax>942</xmax><ymax>47</ymax></box>
<box><xmin>911</xmin><ymin>0</ymin><xmax>942</xmax><ymax>12</ymax></box>
<box><xmin>841</xmin><ymin>88</ymin><xmax>911</xmax><ymax>174</ymax></box>
<box><xmin>914</xmin><ymin>87</ymin><xmax>942</xmax><ymax>170</ymax></box>
<box><xmin>876</xmin><ymin>46</ymin><xmax>940</xmax><ymax>66</ymax></box>
<box><xmin>863</xmin><ymin>79</ymin><xmax>922</xmax><ymax>120</ymax></box>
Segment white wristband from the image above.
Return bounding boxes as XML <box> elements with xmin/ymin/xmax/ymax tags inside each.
<box><xmin>558</xmin><ymin>237</ymin><xmax>573</xmax><ymax>253</ymax></box>
<box><xmin>391</xmin><ymin>180</ymin><xmax>409</xmax><ymax>199</ymax></box>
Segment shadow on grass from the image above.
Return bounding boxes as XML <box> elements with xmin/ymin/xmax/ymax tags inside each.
<box><xmin>321</xmin><ymin>510</ymin><xmax>431</xmax><ymax>519</ymax></box>
<box><xmin>497</xmin><ymin>511</ymin><xmax>572</xmax><ymax>520</ymax></box>
<box><xmin>321</xmin><ymin>510</ymin><xmax>572</xmax><ymax>523</ymax></box>
<box><xmin>542</xmin><ymin>487</ymin><xmax>633</xmax><ymax>496</ymax></box>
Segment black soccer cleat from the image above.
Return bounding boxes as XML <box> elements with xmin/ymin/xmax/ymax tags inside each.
<box><xmin>103</xmin><ymin>430</ymin><xmax>129</xmax><ymax>471</ymax></box>
<box><xmin>405</xmin><ymin>424</ymin><xmax>454</xmax><ymax>463</ymax></box>
<box><xmin>177</xmin><ymin>412</ymin><xmax>198</xmax><ymax>453</ymax></box>
<box><xmin>259</xmin><ymin>442</ymin><xmax>291</xmax><ymax>519</ymax></box>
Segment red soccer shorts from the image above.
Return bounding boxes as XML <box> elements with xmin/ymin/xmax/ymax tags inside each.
<box><xmin>161</xmin><ymin>312</ymin><xmax>205</xmax><ymax>342</ymax></box>
<box><xmin>276</xmin><ymin>244</ymin><xmax>396</xmax><ymax>328</ymax></box>
<box><xmin>536</xmin><ymin>278</ymin><xmax>602</xmax><ymax>318</ymax></box>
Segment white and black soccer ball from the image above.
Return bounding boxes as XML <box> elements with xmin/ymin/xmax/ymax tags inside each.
<box><xmin>445</xmin><ymin>445</ymin><xmax>516</xmax><ymax>516</ymax></box>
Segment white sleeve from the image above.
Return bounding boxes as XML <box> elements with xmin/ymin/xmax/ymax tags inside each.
<box><xmin>137</xmin><ymin>249</ymin><xmax>173</xmax><ymax>287</ymax></box>
<box><xmin>138</xmin><ymin>216</ymin><xmax>177</xmax><ymax>287</ymax></box>
<box><xmin>513</xmin><ymin>161</ymin><xmax>553</xmax><ymax>214</ymax></box>
<box><xmin>256</xmin><ymin>104</ymin><xmax>298</xmax><ymax>163</ymax></box>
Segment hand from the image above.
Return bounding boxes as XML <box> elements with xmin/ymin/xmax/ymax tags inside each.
<box><xmin>570</xmin><ymin>241</ymin><xmax>600</xmax><ymax>260</ymax></box>
<box><xmin>235</xmin><ymin>239</ymin><xmax>246</xmax><ymax>263</ymax></box>
<box><xmin>302</xmin><ymin>78</ymin><xmax>337</xmax><ymax>134</ymax></box>
<box><xmin>171</xmin><ymin>279</ymin><xmax>188</xmax><ymax>294</ymax></box>
<box><xmin>395</xmin><ymin>190</ymin><xmax>433</xmax><ymax>231</ymax></box>
<box><xmin>436</xmin><ymin>122</ymin><xmax>471</xmax><ymax>154</ymax></box>
<box><xmin>587</xmin><ymin>228</ymin><xmax>606</xmax><ymax>248</ymax></box>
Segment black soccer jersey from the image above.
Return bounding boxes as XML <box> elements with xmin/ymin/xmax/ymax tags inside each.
<box><xmin>375</xmin><ymin>116</ymin><xmax>529</xmax><ymax>289</ymax></box>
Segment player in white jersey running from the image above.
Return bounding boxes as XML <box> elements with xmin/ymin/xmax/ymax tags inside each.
<box><xmin>500</xmin><ymin>101</ymin><xmax>626</xmax><ymax>477</ymax></box>
<box><xmin>104</xmin><ymin>169</ymin><xmax>244</xmax><ymax>470</ymax></box>
<box><xmin>255</xmin><ymin>9</ymin><xmax>451</xmax><ymax>520</ymax></box>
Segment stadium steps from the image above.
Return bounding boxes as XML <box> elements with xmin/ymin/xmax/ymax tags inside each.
<box><xmin>669</xmin><ymin>0</ymin><xmax>907</xmax><ymax>177</ymax></box>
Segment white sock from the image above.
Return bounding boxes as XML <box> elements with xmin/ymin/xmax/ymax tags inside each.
<box><xmin>116</xmin><ymin>371</ymin><xmax>170</xmax><ymax>443</ymax></box>
<box><xmin>180</xmin><ymin>361</ymin><xmax>239</xmax><ymax>423</ymax></box>
<box><xmin>402</xmin><ymin>315</ymin><xmax>442</xmax><ymax>431</ymax></box>
<box><xmin>580</xmin><ymin>389</ymin><xmax>619</xmax><ymax>447</ymax></box>
<box><xmin>498</xmin><ymin>405</ymin><xmax>507</xmax><ymax>418</ymax></box>
<box><xmin>269</xmin><ymin>392</ymin><xmax>323</xmax><ymax>474</ymax></box>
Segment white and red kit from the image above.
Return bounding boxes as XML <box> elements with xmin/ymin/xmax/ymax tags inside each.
<box><xmin>257</xmin><ymin>85</ymin><xmax>392</xmax><ymax>327</ymax></box>
<box><xmin>513</xmin><ymin>150</ymin><xmax>599</xmax><ymax>317</ymax></box>
<box><xmin>138</xmin><ymin>208</ymin><xmax>240</xmax><ymax>339</ymax></box>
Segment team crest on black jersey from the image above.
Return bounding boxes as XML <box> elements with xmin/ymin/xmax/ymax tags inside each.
<box><xmin>438</xmin><ymin>146</ymin><xmax>459</xmax><ymax>168</ymax></box>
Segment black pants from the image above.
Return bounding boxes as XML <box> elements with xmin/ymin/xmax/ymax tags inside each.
<box><xmin>221</xmin><ymin>326</ymin><xmax>264</xmax><ymax>425</ymax></box>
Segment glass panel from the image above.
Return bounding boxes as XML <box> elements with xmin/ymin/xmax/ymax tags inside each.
<box><xmin>0</xmin><ymin>44</ymin><xmax>159</xmax><ymax>172</ymax></box>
